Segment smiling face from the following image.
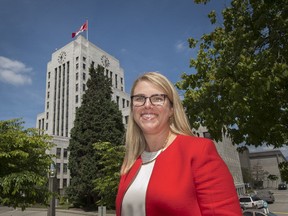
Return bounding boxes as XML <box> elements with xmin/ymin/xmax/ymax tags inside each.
<box><xmin>131</xmin><ymin>80</ymin><xmax>173</xmax><ymax>136</ymax></box>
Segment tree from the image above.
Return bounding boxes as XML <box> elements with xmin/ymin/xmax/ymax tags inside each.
<box><xmin>0</xmin><ymin>118</ymin><xmax>54</xmax><ymax>210</ymax></box>
<box><xmin>278</xmin><ymin>161</ymin><xmax>288</xmax><ymax>182</ymax></box>
<box><xmin>176</xmin><ymin>0</ymin><xmax>288</xmax><ymax>148</ymax></box>
<box><xmin>251</xmin><ymin>161</ymin><xmax>269</xmax><ymax>188</ymax></box>
<box><xmin>66</xmin><ymin>65</ymin><xmax>125</xmax><ymax>209</ymax></box>
<box><xmin>93</xmin><ymin>141</ymin><xmax>125</xmax><ymax>209</ymax></box>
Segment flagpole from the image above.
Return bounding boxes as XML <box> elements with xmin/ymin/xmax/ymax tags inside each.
<box><xmin>86</xmin><ymin>18</ymin><xmax>89</xmax><ymax>41</ymax></box>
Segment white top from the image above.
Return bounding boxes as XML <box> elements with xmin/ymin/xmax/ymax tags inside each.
<box><xmin>121</xmin><ymin>150</ymin><xmax>162</xmax><ymax>216</ymax></box>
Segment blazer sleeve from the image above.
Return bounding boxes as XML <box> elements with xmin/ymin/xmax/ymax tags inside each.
<box><xmin>192</xmin><ymin>139</ymin><xmax>242</xmax><ymax>216</ymax></box>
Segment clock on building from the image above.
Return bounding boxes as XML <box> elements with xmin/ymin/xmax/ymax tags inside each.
<box><xmin>58</xmin><ymin>51</ymin><xmax>67</xmax><ymax>64</ymax></box>
<box><xmin>101</xmin><ymin>55</ymin><xmax>110</xmax><ymax>68</ymax></box>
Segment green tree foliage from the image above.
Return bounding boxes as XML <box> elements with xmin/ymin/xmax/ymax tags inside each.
<box><xmin>278</xmin><ymin>161</ymin><xmax>288</xmax><ymax>182</ymax></box>
<box><xmin>93</xmin><ymin>141</ymin><xmax>125</xmax><ymax>209</ymax></box>
<box><xmin>0</xmin><ymin>119</ymin><xmax>54</xmax><ymax>210</ymax></box>
<box><xmin>66</xmin><ymin>65</ymin><xmax>125</xmax><ymax>209</ymax></box>
<box><xmin>176</xmin><ymin>0</ymin><xmax>288</xmax><ymax>148</ymax></box>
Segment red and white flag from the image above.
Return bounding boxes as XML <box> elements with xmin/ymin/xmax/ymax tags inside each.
<box><xmin>72</xmin><ymin>21</ymin><xmax>88</xmax><ymax>38</ymax></box>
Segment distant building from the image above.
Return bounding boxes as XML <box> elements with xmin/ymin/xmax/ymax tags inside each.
<box><xmin>249</xmin><ymin>150</ymin><xmax>287</xmax><ymax>188</ymax></box>
<box><xmin>36</xmin><ymin>35</ymin><xmax>130</xmax><ymax>194</ymax></box>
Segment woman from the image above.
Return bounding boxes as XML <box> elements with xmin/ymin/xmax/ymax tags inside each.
<box><xmin>116</xmin><ymin>72</ymin><xmax>242</xmax><ymax>216</ymax></box>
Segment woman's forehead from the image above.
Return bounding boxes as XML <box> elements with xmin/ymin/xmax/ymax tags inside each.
<box><xmin>133</xmin><ymin>80</ymin><xmax>164</xmax><ymax>94</ymax></box>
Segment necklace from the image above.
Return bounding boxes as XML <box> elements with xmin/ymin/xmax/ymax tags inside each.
<box><xmin>141</xmin><ymin>131</ymin><xmax>171</xmax><ymax>165</ymax></box>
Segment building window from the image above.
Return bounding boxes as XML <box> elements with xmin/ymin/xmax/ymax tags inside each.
<box><xmin>47</xmin><ymin>92</ymin><xmax>50</xmax><ymax>99</ymax></box>
<box><xmin>76</xmin><ymin>63</ymin><xmax>79</xmax><ymax>69</ymax></box>
<box><xmin>116</xmin><ymin>96</ymin><xmax>119</xmax><ymax>106</ymax></box>
<box><xmin>125</xmin><ymin>116</ymin><xmax>129</xmax><ymax>124</ymax></box>
<box><xmin>63</xmin><ymin>163</ymin><xmax>68</xmax><ymax>174</ymax></box>
<box><xmin>48</xmin><ymin>72</ymin><xmax>51</xmax><ymax>79</ymax></box>
<box><xmin>203</xmin><ymin>132</ymin><xmax>212</xmax><ymax>139</ymax></box>
<box><xmin>56</xmin><ymin>148</ymin><xmax>61</xmax><ymax>158</ymax></box>
<box><xmin>76</xmin><ymin>56</ymin><xmax>79</xmax><ymax>61</ymax></box>
<box><xmin>76</xmin><ymin>95</ymin><xmax>79</xmax><ymax>103</ymax></box>
<box><xmin>83</xmin><ymin>56</ymin><xmax>86</xmax><ymax>62</ymax></box>
<box><xmin>47</xmin><ymin>102</ymin><xmax>49</xmax><ymax>109</ymax></box>
<box><xmin>46</xmin><ymin>123</ymin><xmax>48</xmax><ymax>130</ymax></box>
<box><xmin>56</xmin><ymin>163</ymin><xmax>61</xmax><ymax>174</ymax></box>
<box><xmin>76</xmin><ymin>72</ymin><xmax>79</xmax><ymax>80</ymax></box>
<box><xmin>63</xmin><ymin>148</ymin><xmax>68</xmax><ymax>159</ymax></box>
<box><xmin>122</xmin><ymin>99</ymin><xmax>125</xmax><ymax>108</ymax></box>
<box><xmin>83</xmin><ymin>73</ymin><xmax>86</xmax><ymax>80</ymax></box>
<box><xmin>76</xmin><ymin>83</ymin><xmax>79</xmax><ymax>92</ymax></box>
<box><xmin>48</xmin><ymin>82</ymin><xmax>50</xmax><ymax>89</ymax></box>
<box><xmin>83</xmin><ymin>63</ymin><xmax>86</xmax><ymax>70</ymax></box>
<box><xmin>63</xmin><ymin>179</ymin><xmax>67</xmax><ymax>188</ymax></box>
<box><xmin>115</xmin><ymin>74</ymin><xmax>118</xmax><ymax>88</ymax></box>
<box><xmin>83</xmin><ymin>84</ymin><xmax>86</xmax><ymax>91</ymax></box>
<box><xmin>46</xmin><ymin>112</ymin><xmax>49</xmax><ymax>119</ymax></box>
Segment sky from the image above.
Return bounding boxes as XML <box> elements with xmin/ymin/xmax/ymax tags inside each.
<box><xmin>0</xmin><ymin>0</ymin><xmax>287</xmax><ymax>158</ymax></box>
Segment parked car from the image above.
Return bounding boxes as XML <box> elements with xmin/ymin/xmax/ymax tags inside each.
<box><xmin>256</xmin><ymin>190</ymin><xmax>275</xmax><ymax>204</ymax></box>
<box><xmin>278</xmin><ymin>183</ymin><xmax>287</xmax><ymax>190</ymax></box>
<box><xmin>243</xmin><ymin>209</ymin><xmax>278</xmax><ymax>216</ymax></box>
<box><xmin>239</xmin><ymin>195</ymin><xmax>265</xmax><ymax>209</ymax></box>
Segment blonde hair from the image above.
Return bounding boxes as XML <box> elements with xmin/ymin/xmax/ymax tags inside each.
<box><xmin>120</xmin><ymin>72</ymin><xmax>193</xmax><ymax>174</ymax></box>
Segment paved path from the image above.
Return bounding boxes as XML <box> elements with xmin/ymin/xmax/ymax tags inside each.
<box><xmin>0</xmin><ymin>207</ymin><xmax>116</xmax><ymax>216</ymax></box>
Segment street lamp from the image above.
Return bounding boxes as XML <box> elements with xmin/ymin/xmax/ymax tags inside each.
<box><xmin>47</xmin><ymin>164</ymin><xmax>56</xmax><ymax>216</ymax></box>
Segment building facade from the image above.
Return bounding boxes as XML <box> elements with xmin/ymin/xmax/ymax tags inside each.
<box><xmin>36</xmin><ymin>35</ymin><xmax>130</xmax><ymax>194</ymax></box>
<box><xmin>249</xmin><ymin>150</ymin><xmax>287</xmax><ymax>188</ymax></box>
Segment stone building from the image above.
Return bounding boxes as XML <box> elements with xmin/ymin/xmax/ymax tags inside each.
<box><xmin>36</xmin><ymin>35</ymin><xmax>130</xmax><ymax>194</ymax></box>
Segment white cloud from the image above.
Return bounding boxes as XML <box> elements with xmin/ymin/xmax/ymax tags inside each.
<box><xmin>175</xmin><ymin>40</ymin><xmax>187</xmax><ymax>52</ymax></box>
<box><xmin>0</xmin><ymin>56</ymin><xmax>32</xmax><ymax>86</ymax></box>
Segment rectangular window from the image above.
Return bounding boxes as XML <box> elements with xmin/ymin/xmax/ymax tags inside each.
<box><xmin>63</xmin><ymin>148</ymin><xmax>68</xmax><ymax>159</ymax></box>
<box><xmin>63</xmin><ymin>179</ymin><xmax>67</xmax><ymax>188</ymax></box>
<box><xmin>203</xmin><ymin>132</ymin><xmax>212</xmax><ymax>139</ymax></box>
<box><xmin>122</xmin><ymin>98</ymin><xmax>125</xmax><ymax>108</ymax></box>
<box><xmin>56</xmin><ymin>148</ymin><xmax>61</xmax><ymax>158</ymax></box>
<box><xmin>63</xmin><ymin>163</ymin><xmax>68</xmax><ymax>174</ymax></box>
<box><xmin>56</xmin><ymin>163</ymin><xmax>61</xmax><ymax>174</ymax></box>
<box><xmin>116</xmin><ymin>96</ymin><xmax>119</xmax><ymax>106</ymax></box>
<box><xmin>76</xmin><ymin>95</ymin><xmax>79</xmax><ymax>103</ymax></box>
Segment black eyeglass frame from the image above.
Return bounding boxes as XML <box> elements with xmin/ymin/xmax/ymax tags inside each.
<box><xmin>131</xmin><ymin>94</ymin><xmax>170</xmax><ymax>107</ymax></box>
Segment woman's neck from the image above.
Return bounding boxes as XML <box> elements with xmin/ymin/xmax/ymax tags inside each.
<box><xmin>144</xmin><ymin>129</ymin><xmax>171</xmax><ymax>152</ymax></box>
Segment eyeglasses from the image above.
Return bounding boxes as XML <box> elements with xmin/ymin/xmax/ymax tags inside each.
<box><xmin>131</xmin><ymin>94</ymin><xmax>168</xmax><ymax>107</ymax></box>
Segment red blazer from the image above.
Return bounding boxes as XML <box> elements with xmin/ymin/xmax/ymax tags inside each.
<box><xmin>116</xmin><ymin>135</ymin><xmax>242</xmax><ymax>216</ymax></box>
